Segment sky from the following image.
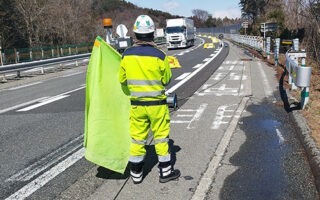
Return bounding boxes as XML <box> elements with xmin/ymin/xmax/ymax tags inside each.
<box><xmin>126</xmin><ymin>0</ymin><xmax>242</xmax><ymax>19</ymax></box>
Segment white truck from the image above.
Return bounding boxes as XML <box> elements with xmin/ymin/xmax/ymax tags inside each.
<box><xmin>166</xmin><ymin>18</ymin><xmax>195</xmax><ymax>49</ymax></box>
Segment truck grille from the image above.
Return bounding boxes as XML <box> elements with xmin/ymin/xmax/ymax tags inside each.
<box><xmin>170</xmin><ymin>36</ymin><xmax>181</xmax><ymax>41</ymax></box>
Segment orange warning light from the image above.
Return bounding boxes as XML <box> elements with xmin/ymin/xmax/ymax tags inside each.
<box><xmin>103</xmin><ymin>18</ymin><xmax>113</xmax><ymax>28</ymax></box>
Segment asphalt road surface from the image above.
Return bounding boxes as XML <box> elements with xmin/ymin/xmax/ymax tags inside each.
<box><xmin>0</xmin><ymin>37</ymin><xmax>318</xmax><ymax>200</ymax></box>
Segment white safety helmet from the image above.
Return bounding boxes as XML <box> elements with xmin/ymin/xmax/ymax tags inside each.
<box><xmin>133</xmin><ymin>15</ymin><xmax>155</xmax><ymax>34</ymax></box>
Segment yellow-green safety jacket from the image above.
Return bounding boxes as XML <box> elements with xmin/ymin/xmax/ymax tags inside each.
<box><xmin>119</xmin><ymin>45</ymin><xmax>172</xmax><ymax>102</ymax></box>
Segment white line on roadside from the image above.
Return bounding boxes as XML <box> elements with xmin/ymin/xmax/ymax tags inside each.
<box><xmin>203</xmin><ymin>58</ymin><xmax>210</xmax><ymax>62</ymax></box>
<box><xmin>166</xmin><ymin>44</ymin><xmax>223</xmax><ymax>95</ymax></box>
<box><xmin>17</xmin><ymin>95</ymin><xmax>70</xmax><ymax>112</ymax></box>
<box><xmin>175</xmin><ymin>72</ymin><xmax>191</xmax><ymax>80</ymax></box>
<box><xmin>7</xmin><ymin>81</ymin><xmax>43</xmax><ymax>91</ymax></box>
<box><xmin>6</xmin><ymin>135</ymin><xmax>83</xmax><ymax>182</ymax></box>
<box><xmin>0</xmin><ymin>97</ymin><xmax>48</xmax><ymax>114</ymax></box>
<box><xmin>193</xmin><ymin>64</ymin><xmax>202</xmax><ymax>69</ymax></box>
<box><xmin>62</xmin><ymin>71</ymin><xmax>83</xmax><ymax>77</ymax></box>
<box><xmin>5</xmin><ymin>148</ymin><xmax>85</xmax><ymax>200</ymax></box>
<box><xmin>275</xmin><ymin>128</ymin><xmax>285</xmax><ymax>144</ymax></box>
<box><xmin>210</xmin><ymin>54</ymin><xmax>215</xmax><ymax>57</ymax></box>
<box><xmin>177</xmin><ymin>114</ymin><xmax>193</xmax><ymax>117</ymax></box>
<box><xmin>257</xmin><ymin>62</ymin><xmax>273</xmax><ymax>97</ymax></box>
<box><xmin>191</xmin><ymin>97</ymin><xmax>249</xmax><ymax>200</ymax></box>
<box><xmin>170</xmin><ymin>120</ymin><xmax>191</xmax><ymax>124</ymax></box>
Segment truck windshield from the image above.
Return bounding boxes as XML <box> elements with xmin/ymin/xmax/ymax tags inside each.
<box><xmin>166</xmin><ymin>26</ymin><xmax>185</xmax><ymax>34</ymax></box>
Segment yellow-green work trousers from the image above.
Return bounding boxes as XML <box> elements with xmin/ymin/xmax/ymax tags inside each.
<box><xmin>129</xmin><ymin>104</ymin><xmax>170</xmax><ymax>163</ymax></box>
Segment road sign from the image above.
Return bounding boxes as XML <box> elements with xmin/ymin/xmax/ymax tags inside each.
<box><xmin>260</xmin><ymin>22</ymin><xmax>277</xmax><ymax>33</ymax></box>
<box><xmin>282</xmin><ymin>40</ymin><xmax>292</xmax><ymax>45</ymax></box>
<box><xmin>242</xmin><ymin>22</ymin><xmax>248</xmax><ymax>28</ymax></box>
<box><xmin>116</xmin><ymin>24</ymin><xmax>128</xmax><ymax>38</ymax></box>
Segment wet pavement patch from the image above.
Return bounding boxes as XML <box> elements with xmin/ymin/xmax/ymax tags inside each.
<box><xmin>217</xmin><ymin>100</ymin><xmax>318</xmax><ymax>200</ymax></box>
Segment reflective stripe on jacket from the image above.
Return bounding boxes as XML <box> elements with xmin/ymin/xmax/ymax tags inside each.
<box><xmin>119</xmin><ymin>45</ymin><xmax>172</xmax><ymax>101</ymax></box>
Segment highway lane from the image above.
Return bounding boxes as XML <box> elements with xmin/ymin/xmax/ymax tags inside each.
<box><xmin>0</xmin><ymin>36</ymin><xmax>226</xmax><ymax>199</ymax></box>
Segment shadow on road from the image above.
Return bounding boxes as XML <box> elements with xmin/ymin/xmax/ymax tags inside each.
<box><xmin>95</xmin><ymin>139</ymin><xmax>181</xmax><ymax>180</ymax></box>
<box><xmin>279</xmin><ymin>70</ymin><xmax>301</xmax><ymax>112</ymax></box>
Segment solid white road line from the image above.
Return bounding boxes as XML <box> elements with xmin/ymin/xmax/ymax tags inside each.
<box><xmin>276</xmin><ymin>128</ymin><xmax>285</xmax><ymax>144</ymax></box>
<box><xmin>62</xmin><ymin>71</ymin><xmax>83</xmax><ymax>77</ymax></box>
<box><xmin>193</xmin><ymin>64</ymin><xmax>202</xmax><ymax>69</ymax></box>
<box><xmin>170</xmin><ymin>120</ymin><xmax>191</xmax><ymax>124</ymax></box>
<box><xmin>6</xmin><ymin>135</ymin><xmax>83</xmax><ymax>182</ymax></box>
<box><xmin>175</xmin><ymin>72</ymin><xmax>191</xmax><ymax>80</ymax></box>
<box><xmin>191</xmin><ymin>97</ymin><xmax>249</xmax><ymax>200</ymax></box>
<box><xmin>17</xmin><ymin>95</ymin><xmax>69</xmax><ymax>112</ymax></box>
<box><xmin>0</xmin><ymin>97</ymin><xmax>49</xmax><ymax>114</ymax></box>
<box><xmin>5</xmin><ymin>148</ymin><xmax>85</xmax><ymax>200</ymax></box>
<box><xmin>257</xmin><ymin>62</ymin><xmax>273</xmax><ymax>97</ymax></box>
<box><xmin>166</xmin><ymin>45</ymin><xmax>223</xmax><ymax>95</ymax></box>
<box><xmin>7</xmin><ymin>81</ymin><xmax>43</xmax><ymax>91</ymax></box>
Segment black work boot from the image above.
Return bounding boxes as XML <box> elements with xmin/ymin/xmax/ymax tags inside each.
<box><xmin>158</xmin><ymin>161</ymin><xmax>181</xmax><ymax>183</ymax></box>
<box><xmin>130</xmin><ymin>162</ymin><xmax>144</xmax><ymax>184</ymax></box>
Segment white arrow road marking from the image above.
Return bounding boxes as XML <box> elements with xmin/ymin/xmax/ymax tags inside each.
<box><xmin>171</xmin><ymin>104</ymin><xmax>208</xmax><ymax>129</ymax></box>
<box><xmin>175</xmin><ymin>72</ymin><xmax>191</xmax><ymax>80</ymax></box>
<box><xmin>211</xmin><ymin>104</ymin><xmax>237</xmax><ymax>129</ymax></box>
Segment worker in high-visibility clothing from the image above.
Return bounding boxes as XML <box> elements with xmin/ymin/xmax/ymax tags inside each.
<box><xmin>119</xmin><ymin>15</ymin><xmax>180</xmax><ymax>184</ymax></box>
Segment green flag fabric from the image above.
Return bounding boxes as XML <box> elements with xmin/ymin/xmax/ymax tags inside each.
<box><xmin>84</xmin><ymin>36</ymin><xmax>131</xmax><ymax>174</ymax></box>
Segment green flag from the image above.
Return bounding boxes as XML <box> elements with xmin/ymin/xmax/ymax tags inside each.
<box><xmin>84</xmin><ymin>36</ymin><xmax>131</xmax><ymax>174</ymax></box>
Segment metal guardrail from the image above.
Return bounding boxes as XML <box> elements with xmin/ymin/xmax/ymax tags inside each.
<box><xmin>0</xmin><ymin>53</ymin><xmax>91</xmax><ymax>74</ymax></box>
<box><xmin>230</xmin><ymin>34</ymin><xmax>312</xmax><ymax>109</ymax></box>
<box><xmin>0</xmin><ymin>39</ymin><xmax>167</xmax><ymax>81</ymax></box>
<box><xmin>286</xmin><ymin>51</ymin><xmax>312</xmax><ymax>109</ymax></box>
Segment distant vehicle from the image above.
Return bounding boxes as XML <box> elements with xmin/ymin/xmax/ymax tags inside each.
<box><xmin>224</xmin><ymin>43</ymin><xmax>228</xmax><ymax>47</ymax></box>
<box><xmin>219</xmin><ymin>34</ymin><xmax>224</xmax><ymax>39</ymax></box>
<box><xmin>166</xmin><ymin>18</ymin><xmax>195</xmax><ymax>49</ymax></box>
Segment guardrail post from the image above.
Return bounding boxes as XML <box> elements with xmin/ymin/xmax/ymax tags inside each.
<box><xmin>75</xmin><ymin>60</ymin><xmax>78</xmax><ymax>67</ymax></box>
<box><xmin>17</xmin><ymin>51</ymin><xmax>20</xmax><ymax>63</ymax></box>
<box><xmin>57</xmin><ymin>46</ymin><xmax>59</xmax><ymax>57</ymax></box>
<box><xmin>41</xmin><ymin>49</ymin><xmax>44</xmax><ymax>59</ymax></box>
<box><xmin>300</xmin><ymin>49</ymin><xmax>309</xmax><ymax>109</ymax></box>
<box><xmin>16</xmin><ymin>71</ymin><xmax>21</xmax><ymax>78</ymax></box>
<box><xmin>60</xmin><ymin>63</ymin><xmax>63</xmax><ymax>71</ymax></box>
<box><xmin>52</xmin><ymin>49</ymin><xmax>54</xmax><ymax>57</ymax></box>
<box><xmin>275</xmin><ymin>38</ymin><xmax>280</xmax><ymax>66</ymax></box>
<box><xmin>76</xmin><ymin>46</ymin><xmax>78</xmax><ymax>54</ymax></box>
<box><xmin>29</xmin><ymin>50</ymin><xmax>33</xmax><ymax>61</ymax></box>
<box><xmin>14</xmin><ymin>48</ymin><xmax>18</xmax><ymax>63</ymax></box>
<box><xmin>40</xmin><ymin>66</ymin><xmax>44</xmax><ymax>74</ymax></box>
<box><xmin>69</xmin><ymin>47</ymin><xmax>71</xmax><ymax>55</ymax></box>
<box><xmin>266</xmin><ymin>37</ymin><xmax>271</xmax><ymax>59</ymax></box>
<box><xmin>60</xmin><ymin>48</ymin><xmax>63</xmax><ymax>56</ymax></box>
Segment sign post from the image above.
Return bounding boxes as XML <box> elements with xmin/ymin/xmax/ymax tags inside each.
<box><xmin>242</xmin><ymin>22</ymin><xmax>248</xmax><ymax>35</ymax></box>
<box><xmin>266</xmin><ymin>37</ymin><xmax>271</xmax><ymax>59</ymax></box>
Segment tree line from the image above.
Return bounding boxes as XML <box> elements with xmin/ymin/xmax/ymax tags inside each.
<box><xmin>240</xmin><ymin>0</ymin><xmax>320</xmax><ymax>64</ymax></box>
<box><xmin>0</xmin><ymin>0</ymin><xmax>182</xmax><ymax>50</ymax></box>
<box><xmin>191</xmin><ymin>9</ymin><xmax>242</xmax><ymax>28</ymax></box>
